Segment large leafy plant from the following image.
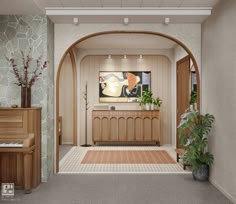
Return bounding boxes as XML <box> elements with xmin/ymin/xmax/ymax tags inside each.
<box><xmin>177</xmin><ymin>111</ymin><xmax>215</xmax><ymax>170</ymax></box>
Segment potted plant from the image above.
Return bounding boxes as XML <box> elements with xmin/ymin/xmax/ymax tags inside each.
<box><xmin>177</xmin><ymin>110</ymin><xmax>215</xmax><ymax>181</ymax></box>
<box><xmin>137</xmin><ymin>95</ymin><xmax>145</xmax><ymax>110</ymax></box>
<box><xmin>189</xmin><ymin>90</ymin><xmax>197</xmax><ymax>111</ymax></box>
<box><xmin>153</xmin><ymin>97</ymin><xmax>162</xmax><ymax>110</ymax></box>
<box><xmin>142</xmin><ymin>90</ymin><xmax>153</xmax><ymax>110</ymax></box>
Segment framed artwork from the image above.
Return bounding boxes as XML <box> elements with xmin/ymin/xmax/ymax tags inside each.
<box><xmin>99</xmin><ymin>71</ymin><xmax>151</xmax><ymax>103</ymax></box>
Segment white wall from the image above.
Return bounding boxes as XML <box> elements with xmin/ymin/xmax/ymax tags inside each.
<box><xmin>202</xmin><ymin>0</ymin><xmax>236</xmax><ymax>203</ymax></box>
<box><xmin>59</xmin><ymin>55</ymin><xmax>74</xmax><ymax>144</ymax></box>
<box><xmin>54</xmin><ymin>24</ymin><xmax>201</xmax><ymax>76</ymax></box>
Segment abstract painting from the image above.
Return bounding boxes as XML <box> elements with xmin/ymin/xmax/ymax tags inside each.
<box><xmin>99</xmin><ymin>71</ymin><xmax>151</xmax><ymax>102</ymax></box>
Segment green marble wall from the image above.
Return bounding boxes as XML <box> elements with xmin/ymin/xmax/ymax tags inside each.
<box><xmin>0</xmin><ymin>15</ymin><xmax>54</xmax><ymax>182</ymax></box>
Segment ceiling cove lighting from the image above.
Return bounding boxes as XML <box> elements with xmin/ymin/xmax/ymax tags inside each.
<box><xmin>46</xmin><ymin>8</ymin><xmax>212</xmax><ymax>16</ymax></box>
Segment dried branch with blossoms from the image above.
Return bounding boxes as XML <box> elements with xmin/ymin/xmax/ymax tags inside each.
<box><xmin>6</xmin><ymin>48</ymin><xmax>48</xmax><ymax>88</ymax></box>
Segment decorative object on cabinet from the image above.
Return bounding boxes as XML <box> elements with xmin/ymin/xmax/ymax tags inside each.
<box><xmin>110</xmin><ymin>106</ymin><xmax>116</xmax><ymax>110</ymax></box>
<box><xmin>177</xmin><ymin>110</ymin><xmax>215</xmax><ymax>181</ymax></box>
<box><xmin>93</xmin><ymin>104</ymin><xmax>109</xmax><ymax>110</ymax></box>
<box><xmin>81</xmin><ymin>82</ymin><xmax>91</xmax><ymax>147</ymax></box>
<box><xmin>99</xmin><ymin>71</ymin><xmax>151</xmax><ymax>103</ymax></box>
<box><xmin>6</xmin><ymin>48</ymin><xmax>48</xmax><ymax>108</ymax></box>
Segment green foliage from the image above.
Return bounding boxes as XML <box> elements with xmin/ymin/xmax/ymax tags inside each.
<box><xmin>177</xmin><ymin>111</ymin><xmax>215</xmax><ymax>170</ymax></box>
<box><xmin>137</xmin><ymin>90</ymin><xmax>162</xmax><ymax>107</ymax></box>
<box><xmin>153</xmin><ymin>97</ymin><xmax>162</xmax><ymax>107</ymax></box>
<box><xmin>189</xmin><ymin>90</ymin><xmax>197</xmax><ymax>105</ymax></box>
<box><xmin>142</xmin><ymin>90</ymin><xmax>153</xmax><ymax>104</ymax></box>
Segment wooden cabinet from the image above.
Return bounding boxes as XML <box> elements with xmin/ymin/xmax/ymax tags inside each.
<box><xmin>92</xmin><ymin>110</ymin><xmax>160</xmax><ymax>145</ymax></box>
<box><xmin>0</xmin><ymin>108</ymin><xmax>41</xmax><ymax>189</ymax></box>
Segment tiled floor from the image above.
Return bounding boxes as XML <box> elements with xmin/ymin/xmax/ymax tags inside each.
<box><xmin>59</xmin><ymin>146</ymin><xmax>190</xmax><ymax>174</ymax></box>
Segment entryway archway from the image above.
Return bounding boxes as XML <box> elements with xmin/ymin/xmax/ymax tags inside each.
<box><xmin>55</xmin><ymin>30</ymin><xmax>200</xmax><ymax>172</ymax></box>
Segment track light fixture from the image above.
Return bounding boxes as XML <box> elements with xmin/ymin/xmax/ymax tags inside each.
<box><xmin>73</xmin><ymin>17</ymin><xmax>79</xmax><ymax>25</ymax></box>
<box><xmin>123</xmin><ymin>17</ymin><xmax>129</xmax><ymax>25</ymax></box>
<box><xmin>164</xmin><ymin>17</ymin><xmax>170</xmax><ymax>25</ymax></box>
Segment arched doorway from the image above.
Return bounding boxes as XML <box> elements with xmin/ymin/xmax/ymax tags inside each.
<box><xmin>56</xmin><ymin>49</ymin><xmax>77</xmax><ymax>169</ymax></box>
<box><xmin>55</xmin><ymin>31</ymin><xmax>200</xmax><ymax>172</ymax></box>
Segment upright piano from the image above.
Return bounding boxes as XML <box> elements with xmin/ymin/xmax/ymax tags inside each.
<box><xmin>0</xmin><ymin>108</ymin><xmax>41</xmax><ymax>193</ymax></box>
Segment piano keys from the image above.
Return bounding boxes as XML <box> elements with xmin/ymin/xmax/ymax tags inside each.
<box><xmin>0</xmin><ymin>142</ymin><xmax>23</xmax><ymax>147</ymax></box>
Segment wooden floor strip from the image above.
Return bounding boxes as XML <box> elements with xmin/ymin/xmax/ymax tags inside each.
<box><xmin>81</xmin><ymin>150</ymin><xmax>176</xmax><ymax>164</ymax></box>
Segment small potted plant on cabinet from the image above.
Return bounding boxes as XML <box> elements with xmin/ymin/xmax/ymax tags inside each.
<box><xmin>177</xmin><ymin>110</ymin><xmax>215</xmax><ymax>181</ymax></box>
<box><xmin>153</xmin><ymin>97</ymin><xmax>162</xmax><ymax>110</ymax></box>
<box><xmin>142</xmin><ymin>90</ymin><xmax>153</xmax><ymax>110</ymax></box>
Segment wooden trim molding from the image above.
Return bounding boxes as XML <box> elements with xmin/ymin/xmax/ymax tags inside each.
<box><xmin>56</xmin><ymin>50</ymin><xmax>77</xmax><ymax>172</ymax></box>
<box><xmin>68</xmin><ymin>49</ymin><xmax>78</xmax><ymax>147</ymax></box>
<box><xmin>55</xmin><ymin>30</ymin><xmax>201</xmax><ymax>173</ymax></box>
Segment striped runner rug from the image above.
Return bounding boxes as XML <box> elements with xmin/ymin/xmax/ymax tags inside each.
<box><xmin>81</xmin><ymin>150</ymin><xmax>176</xmax><ymax>164</ymax></box>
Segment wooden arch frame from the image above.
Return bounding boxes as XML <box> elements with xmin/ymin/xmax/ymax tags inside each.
<box><xmin>55</xmin><ymin>30</ymin><xmax>200</xmax><ymax>172</ymax></box>
<box><xmin>56</xmin><ymin>49</ymin><xmax>77</xmax><ymax>172</ymax></box>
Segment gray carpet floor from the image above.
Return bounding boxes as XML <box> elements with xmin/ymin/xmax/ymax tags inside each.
<box><xmin>1</xmin><ymin>174</ymin><xmax>232</xmax><ymax>204</ymax></box>
<box><xmin>59</xmin><ymin>144</ymin><xmax>73</xmax><ymax>161</ymax></box>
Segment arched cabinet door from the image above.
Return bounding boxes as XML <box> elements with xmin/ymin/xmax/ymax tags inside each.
<box><xmin>92</xmin><ymin>110</ymin><xmax>160</xmax><ymax>145</ymax></box>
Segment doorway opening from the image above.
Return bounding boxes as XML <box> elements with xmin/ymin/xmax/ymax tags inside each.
<box><xmin>55</xmin><ymin>31</ymin><xmax>200</xmax><ymax>173</ymax></box>
<box><xmin>57</xmin><ymin>50</ymin><xmax>77</xmax><ymax>164</ymax></box>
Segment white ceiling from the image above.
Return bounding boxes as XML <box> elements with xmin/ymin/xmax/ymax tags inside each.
<box><xmin>0</xmin><ymin>0</ymin><xmax>220</xmax><ymax>24</ymax></box>
<box><xmin>76</xmin><ymin>33</ymin><xmax>177</xmax><ymax>49</ymax></box>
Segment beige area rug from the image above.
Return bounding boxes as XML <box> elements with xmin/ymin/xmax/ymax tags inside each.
<box><xmin>81</xmin><ymin>150</ymin><xmax>176</xmax><ymax>164</ymax></box>
<box><xmin>59</xmin><ymin>146</ymin><xmax>190</xmax><ymax>174</ymax></box>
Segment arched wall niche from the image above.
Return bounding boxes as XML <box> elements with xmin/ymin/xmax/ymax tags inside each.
<box><xmin>55</xmin><ymin>30</ymin><xmax>201</xmax><ymax>172</ymax></box>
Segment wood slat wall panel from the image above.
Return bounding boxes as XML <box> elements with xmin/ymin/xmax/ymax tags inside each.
<box><xmin>81</xmin><ymin>55</ymin><xmax>171</xmax><ymax>145</ymax></box>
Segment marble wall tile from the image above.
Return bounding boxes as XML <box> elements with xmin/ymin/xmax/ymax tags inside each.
<box><xmin>0</xmin><ymin>15</ymin><xmax>54</xmax><ymax>182</ymax></box>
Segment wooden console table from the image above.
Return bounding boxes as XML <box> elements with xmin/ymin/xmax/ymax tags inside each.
<box><xmin>92</xmin><ymin>110</ymin><xmax>160</xmax><ymax>145</ymax></box>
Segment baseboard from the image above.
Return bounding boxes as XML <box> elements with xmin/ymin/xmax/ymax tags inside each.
<box><xmin>209</xmin><ymin>178</ymin><xmax>236</xmax><ymax>204</ymax></box>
